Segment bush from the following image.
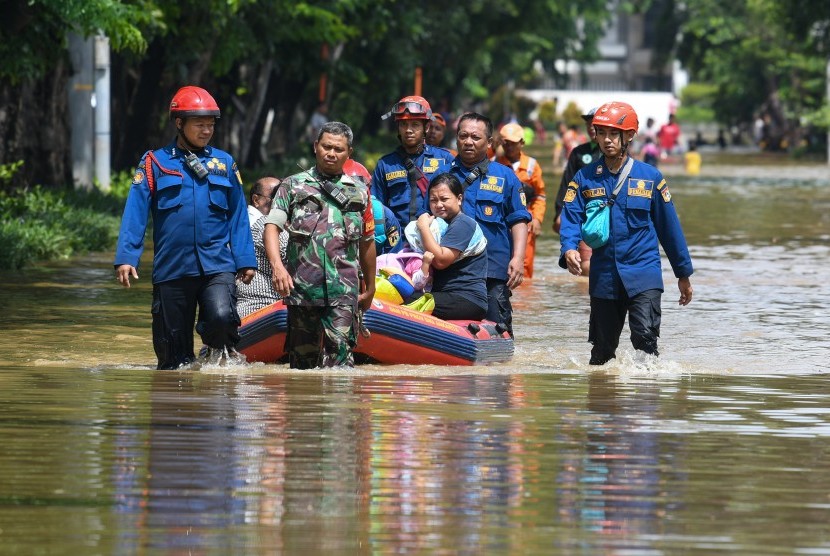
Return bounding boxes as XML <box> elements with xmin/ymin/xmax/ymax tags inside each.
<box><xmin>678</xmin><ymin>83</ymin><xmax>717</xmax><ymax>124</ymax></box>
<box><xmin>0</xmin><ymin>186</ymin><xmax>122</xmax><ymax>270</ymax></box>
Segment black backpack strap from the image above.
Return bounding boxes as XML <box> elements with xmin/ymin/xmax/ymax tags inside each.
<box><xmin>462</xmin><ymin>159</ymin><xmax>490</xmax><ymax>190</ymax></box>
<box><xmin>397</xmin><ymin>147</ymin><xmax>429</xmax><ymax>220</ymax></box>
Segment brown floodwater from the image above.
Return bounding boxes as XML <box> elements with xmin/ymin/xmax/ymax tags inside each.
<box><xmin>0</xmin><ymin>160</ymin><xmax>828</xmax><ymax>554</ymax></box>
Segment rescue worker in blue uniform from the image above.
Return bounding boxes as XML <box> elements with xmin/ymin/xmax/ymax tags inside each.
<box><xmin>559</xmin><ymin>101</ymin><xmax>694</xmax><ymax>365</ymax></box>
<box><xmin>114</xmin><ymin>86</ymin><xmax>256</xmax><ymax>369</ymax></box>
<box><xmin>447</xmin><ymin>112</ymin><xmax>531</xmax><ymax>336</ymax></box>
<box><xmin>371</xmin><ymin>96</ymin><xmax>454</xmax><ymax>233</ymax></box>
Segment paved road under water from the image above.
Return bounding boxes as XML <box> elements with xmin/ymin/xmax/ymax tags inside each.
<box><xmin>0</xmin><ymin>161</ymin><xmax>828</xmax><ymax>554</ymax></box>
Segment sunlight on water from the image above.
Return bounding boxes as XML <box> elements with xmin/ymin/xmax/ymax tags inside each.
<box><xmin>1</xmin><ymin>164</ymin><xmax>830</xmax><ymax>554</ymax></box>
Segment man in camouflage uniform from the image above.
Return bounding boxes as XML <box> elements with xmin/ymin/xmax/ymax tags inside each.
<box><xmin>263</xmin><ymin>121</ymin><xmax>376</xmax><ymax>368</ymax></box>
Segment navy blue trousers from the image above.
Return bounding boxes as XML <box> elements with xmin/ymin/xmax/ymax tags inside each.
<box><xmin>588</xmin><ymin>289</ymin><xmax>662</xmax><ymax>365</ymax></box>
<box><xmin>486</xmin><ymin>278</ymin><xmax>514</xmax><ymax>337</ymax></box>
<box><xmin>151</xmin><ymin>273</ymin><xmax>240</xmax><ymax>369</ymax></box>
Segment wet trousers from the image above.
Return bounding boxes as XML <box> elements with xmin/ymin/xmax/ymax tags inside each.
<box><xmin>152</xmin><ymin>273</ymin><xmax>240</xmax><ymax>370</ymax></box>
<box><xmin>486</xmin><ymin>278</ymin><xmax>514</xmax><ymax>337</ymax></box>
<box><xmin>588</xmin><ymin>289</ymin><xmax>662</xmax><ymax>365</ymax></box>
<box><xmin>286</xmin><ymin>304</ymin><xmax>357</xmax><ymax>369</ymax></box>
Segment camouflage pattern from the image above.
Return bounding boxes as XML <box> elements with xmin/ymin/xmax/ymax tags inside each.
<box><xmin>286</xmin><ymin>304</ymin><xmax>358</xmax><ymax>368</ymax></box>
<box><xmin>270</xmin><ymin>167</ymin><xmax>371</xmax><ymax>306</ymax></box>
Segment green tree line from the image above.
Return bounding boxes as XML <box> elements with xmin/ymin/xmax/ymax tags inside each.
<box><xmin>2</xmin><ymin>0</ymin><xmax>829</xmax><ymax>192</ymax></box>
<box><xmin>0</xmin><ymin>0</ymin><xmax>610</xmax><ymax>190</ymax></box>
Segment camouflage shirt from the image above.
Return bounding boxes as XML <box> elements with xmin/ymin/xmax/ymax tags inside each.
<box><xmin>266</xmin><ymin>167</ymin><xmax>373</xmax><ymax>306</ymax></box>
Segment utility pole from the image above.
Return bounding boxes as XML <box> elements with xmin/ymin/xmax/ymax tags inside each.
<box><xmin>67</xmin><ymin>33</ymin><xmax>111</xmax><ymax>191</ymax></box>
<box><xmin>68</xmin><ymin>34</ymin><xmax>93</xmax><ymax>189</ymax></box>
<box><xmin>94</xmin><ymin>34</ymin><xmax>111</xmax><ymax>191</ymax></box>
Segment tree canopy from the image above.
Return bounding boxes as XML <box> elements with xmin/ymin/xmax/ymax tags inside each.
<box><xmin>672</xmin><ymin>0</ymin><xmax>830</xmax><ymax>147</ymax></box>
<box><xmin>0</xmin><ymin>0</ymin><xmax>828</xmax><ymax>189</ymax></box>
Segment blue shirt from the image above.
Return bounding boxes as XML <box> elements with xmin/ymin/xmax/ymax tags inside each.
<box><xmin>114</xmin><ymin>140</ymin><xmax>256</xmax><ymax>284</ymax></box>
<box><xmin>448</xmin><ymin>158</ymin><xmax>532</xmax><ymax>281</ymax></box>
<box><xmin>431</xmin><ymin>212</ymin><xmax>488</xmax><ymax>310</ymax></box>
<box><xmin>559</xmin><ymin>156</ymin><xmax>694</xmax><ymax>299</ymax></box>
<box><xmin>371</xmin><ymin>144</ymin><xmax>454</xmax><ymax>230</ymax></box>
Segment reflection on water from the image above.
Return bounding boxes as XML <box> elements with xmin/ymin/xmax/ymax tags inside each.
<box><xmin>2</xmin><ymin>370</ymin><xmax>830</xmax><ymax>553</ymax></box>
<box><xmin>0</xmin><ymin>165</ymin><xmax>829</xmax><ymax>553</ymax></box>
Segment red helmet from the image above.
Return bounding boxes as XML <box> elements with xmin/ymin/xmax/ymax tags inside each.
<box><xmin>592</xmin><ymin>101</ymin><xmax>638</xmax><ymax>133</ymax></box>
<box><xmin>390</xmin><ymin>95</ymin><xmax>433</xmax><ymax>121</ymax></box>
<box><xmin>343</xmin><ymin>159</ymin><xmax>372</xmax><ymax>185</ymax></box>
<box><xmin>169</xmin><ymin>86</ymin><xmax>221</xmax><ymax>120</ymax></box>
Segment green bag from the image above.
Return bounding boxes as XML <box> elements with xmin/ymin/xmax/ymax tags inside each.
<box><xmin>403</xmin><ymin>293</ymin><xmax>435</xmax><ymax>314</ymax></box>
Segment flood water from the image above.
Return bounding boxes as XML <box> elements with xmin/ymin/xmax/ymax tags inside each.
<box><xmin>1</xmin><ymin>160</ymin><xmax>829</xmax><ymax>554</ymax></box>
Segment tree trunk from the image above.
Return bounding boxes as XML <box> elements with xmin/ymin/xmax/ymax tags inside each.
<box><xmin>112</xmin><ymin>40</ymin><xmax>170</xmax><ymax>170</ymax></box>
<box><xmin>0</xmin><ymin>62</ymin><xmax>71</xmax><ymax>189</ymax></box>
<box><xmin>238</xmin><ymin>61</ymin><xmax>274</xmax><ymax>167</ymax></box>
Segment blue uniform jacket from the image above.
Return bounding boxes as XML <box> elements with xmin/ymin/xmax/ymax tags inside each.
<box><xmin>114</xmin><ymin>140</ymin><xmax>256</xmax><ymax>284</ymax></box>
<box><xmin>370</xmin><ymin>144</ymin><xmax>454</xmax><ymax>229</ymax></box>
<box><xmin>559</xmin><ymin>156</ymin><xmax>693</xmax><ymax>299</ymax></box>
<box><xmin>449</xmin><ymin>158</ymin><xmax>531</xmax><ymax>281</ymax></box>
<box><xmin>371</xmin><ymin>197</ymin><xmax>403</xmax><ymax>254</ymax></box>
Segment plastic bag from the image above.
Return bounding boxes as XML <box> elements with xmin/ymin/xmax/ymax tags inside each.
<box><xmin>581</xmin><ymin>199</ymin><xmax>611</xmax><ymax>249</ymax></box>
<box><xmin>403</xmin><ymin>293</ymin><xmax>435</xmax><ymax>314</ymax></box>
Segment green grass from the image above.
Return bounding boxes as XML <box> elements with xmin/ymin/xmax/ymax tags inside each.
<box><xmin>0</xmin><ymin>186</ymin><xmax>124</xmax><ymax>270</ymax></box>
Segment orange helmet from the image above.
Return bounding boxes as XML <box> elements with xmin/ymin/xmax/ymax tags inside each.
<box><xmin>343</xmin><ymin>159</ymin><xmax>372</xmax><ymax>185</ymax></box>
<box><xmin>592</xmin><ymin>101</ymin><xmax>638</xmax><ymax>133</ymax></box>
<box><xmin>169</xmin><ymin>86</ymin><xmax>221</xmax><ymax>120</ymax></box>
<box><xmin>389</xmin><ymin>95</ymin><xmax>433</xmax><ymax>121</ymax></box>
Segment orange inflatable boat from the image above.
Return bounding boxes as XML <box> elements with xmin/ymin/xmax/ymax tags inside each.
<box><xmin>237</xmin><ymin>299</ymin><xmax>514</xmax><ymax>366</ymax></box>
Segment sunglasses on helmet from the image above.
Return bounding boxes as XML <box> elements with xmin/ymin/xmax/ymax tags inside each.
<box><xmin>381</xmin><ymin>100</ymin><xmax>432</xmax><ymax>120</ymax></box>
<box><xmin>392</xmin><ymin>101</ymin><xmax>428</xmax><ymax>116</ymax></box>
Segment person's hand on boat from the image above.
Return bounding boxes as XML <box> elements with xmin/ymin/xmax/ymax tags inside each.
<box><xmin>506</xmin><ymin>255</ymin><xmax>525</xmax><ymax>289</ymax></box>
<box><xmin>116</xmin><ymin>264</ymin><xmax>138</xmax><ymax>288</ymax></box>
<box><xmin>270</xmin><ymin>264</ymin><xmax>293</xmax><ymax>298</ymax></box>
<box><xmin>236</xmin><ymin>268</ymin><xmax>255</xmax><ymax>284</ymax></box>
<box><xmin>678</xmin><ymin>276</ymin><xmax>693</xmax><ymax>306</ymax></box>
<box><xmin>563</xmin><ymin>249</ymin><xmax>582</xmax><ymax>276</ymax></box>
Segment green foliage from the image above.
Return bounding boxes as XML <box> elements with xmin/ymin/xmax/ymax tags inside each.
<box><xmin>561</xmin><ymin>101</ymin><xmax>586</xmax><ymax>128</ymax></box>
<box><xmin>676</xmin><ymin>83</ymin><xmax>717</xmax><ymax>124</ymax></box>
<box><xmin>0</xmin><ymin>0</ymin><xmax>156</xmax><ymax>82</ymax></box>
<box><xmin>537</xmin><ymin>100</ymin><xmax>559</xmax><ymax>127</ymax></box>
<box><xmin>675</xmin><ymin>0</ymin><xmax>829</xmax><ymax>129</ymax></box>
<box><xmin>0</xmin><ymin>187</ymin><xmax>122</xmax><ymax>270</ymax></box>
<box><xmin>0</xmin><ymin>161</ymin><xmax>24</xmax><ymax>184</ymax></box>
<box><xmin>108</xmin><ymin>169</ymin><xmax>136</xmax><ymax>202</ymax></box>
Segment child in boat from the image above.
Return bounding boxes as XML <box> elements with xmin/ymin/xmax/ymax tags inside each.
<box><xmin>410</xmin><ymin>251</ymin><xmax>434</xmax><ymax>292</ymax></box>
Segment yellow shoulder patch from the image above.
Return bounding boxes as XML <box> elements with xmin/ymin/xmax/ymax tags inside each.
<box><xmin>233</xmin><ymin>162</ymin><xmax>243</xmax><ymax>185</ymax></box>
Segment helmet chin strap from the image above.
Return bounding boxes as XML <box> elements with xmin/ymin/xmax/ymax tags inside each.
<box><xmin>607</xmin><ymin>132</ymin><xmax>631</xmax><ymax>169</ymax></box>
